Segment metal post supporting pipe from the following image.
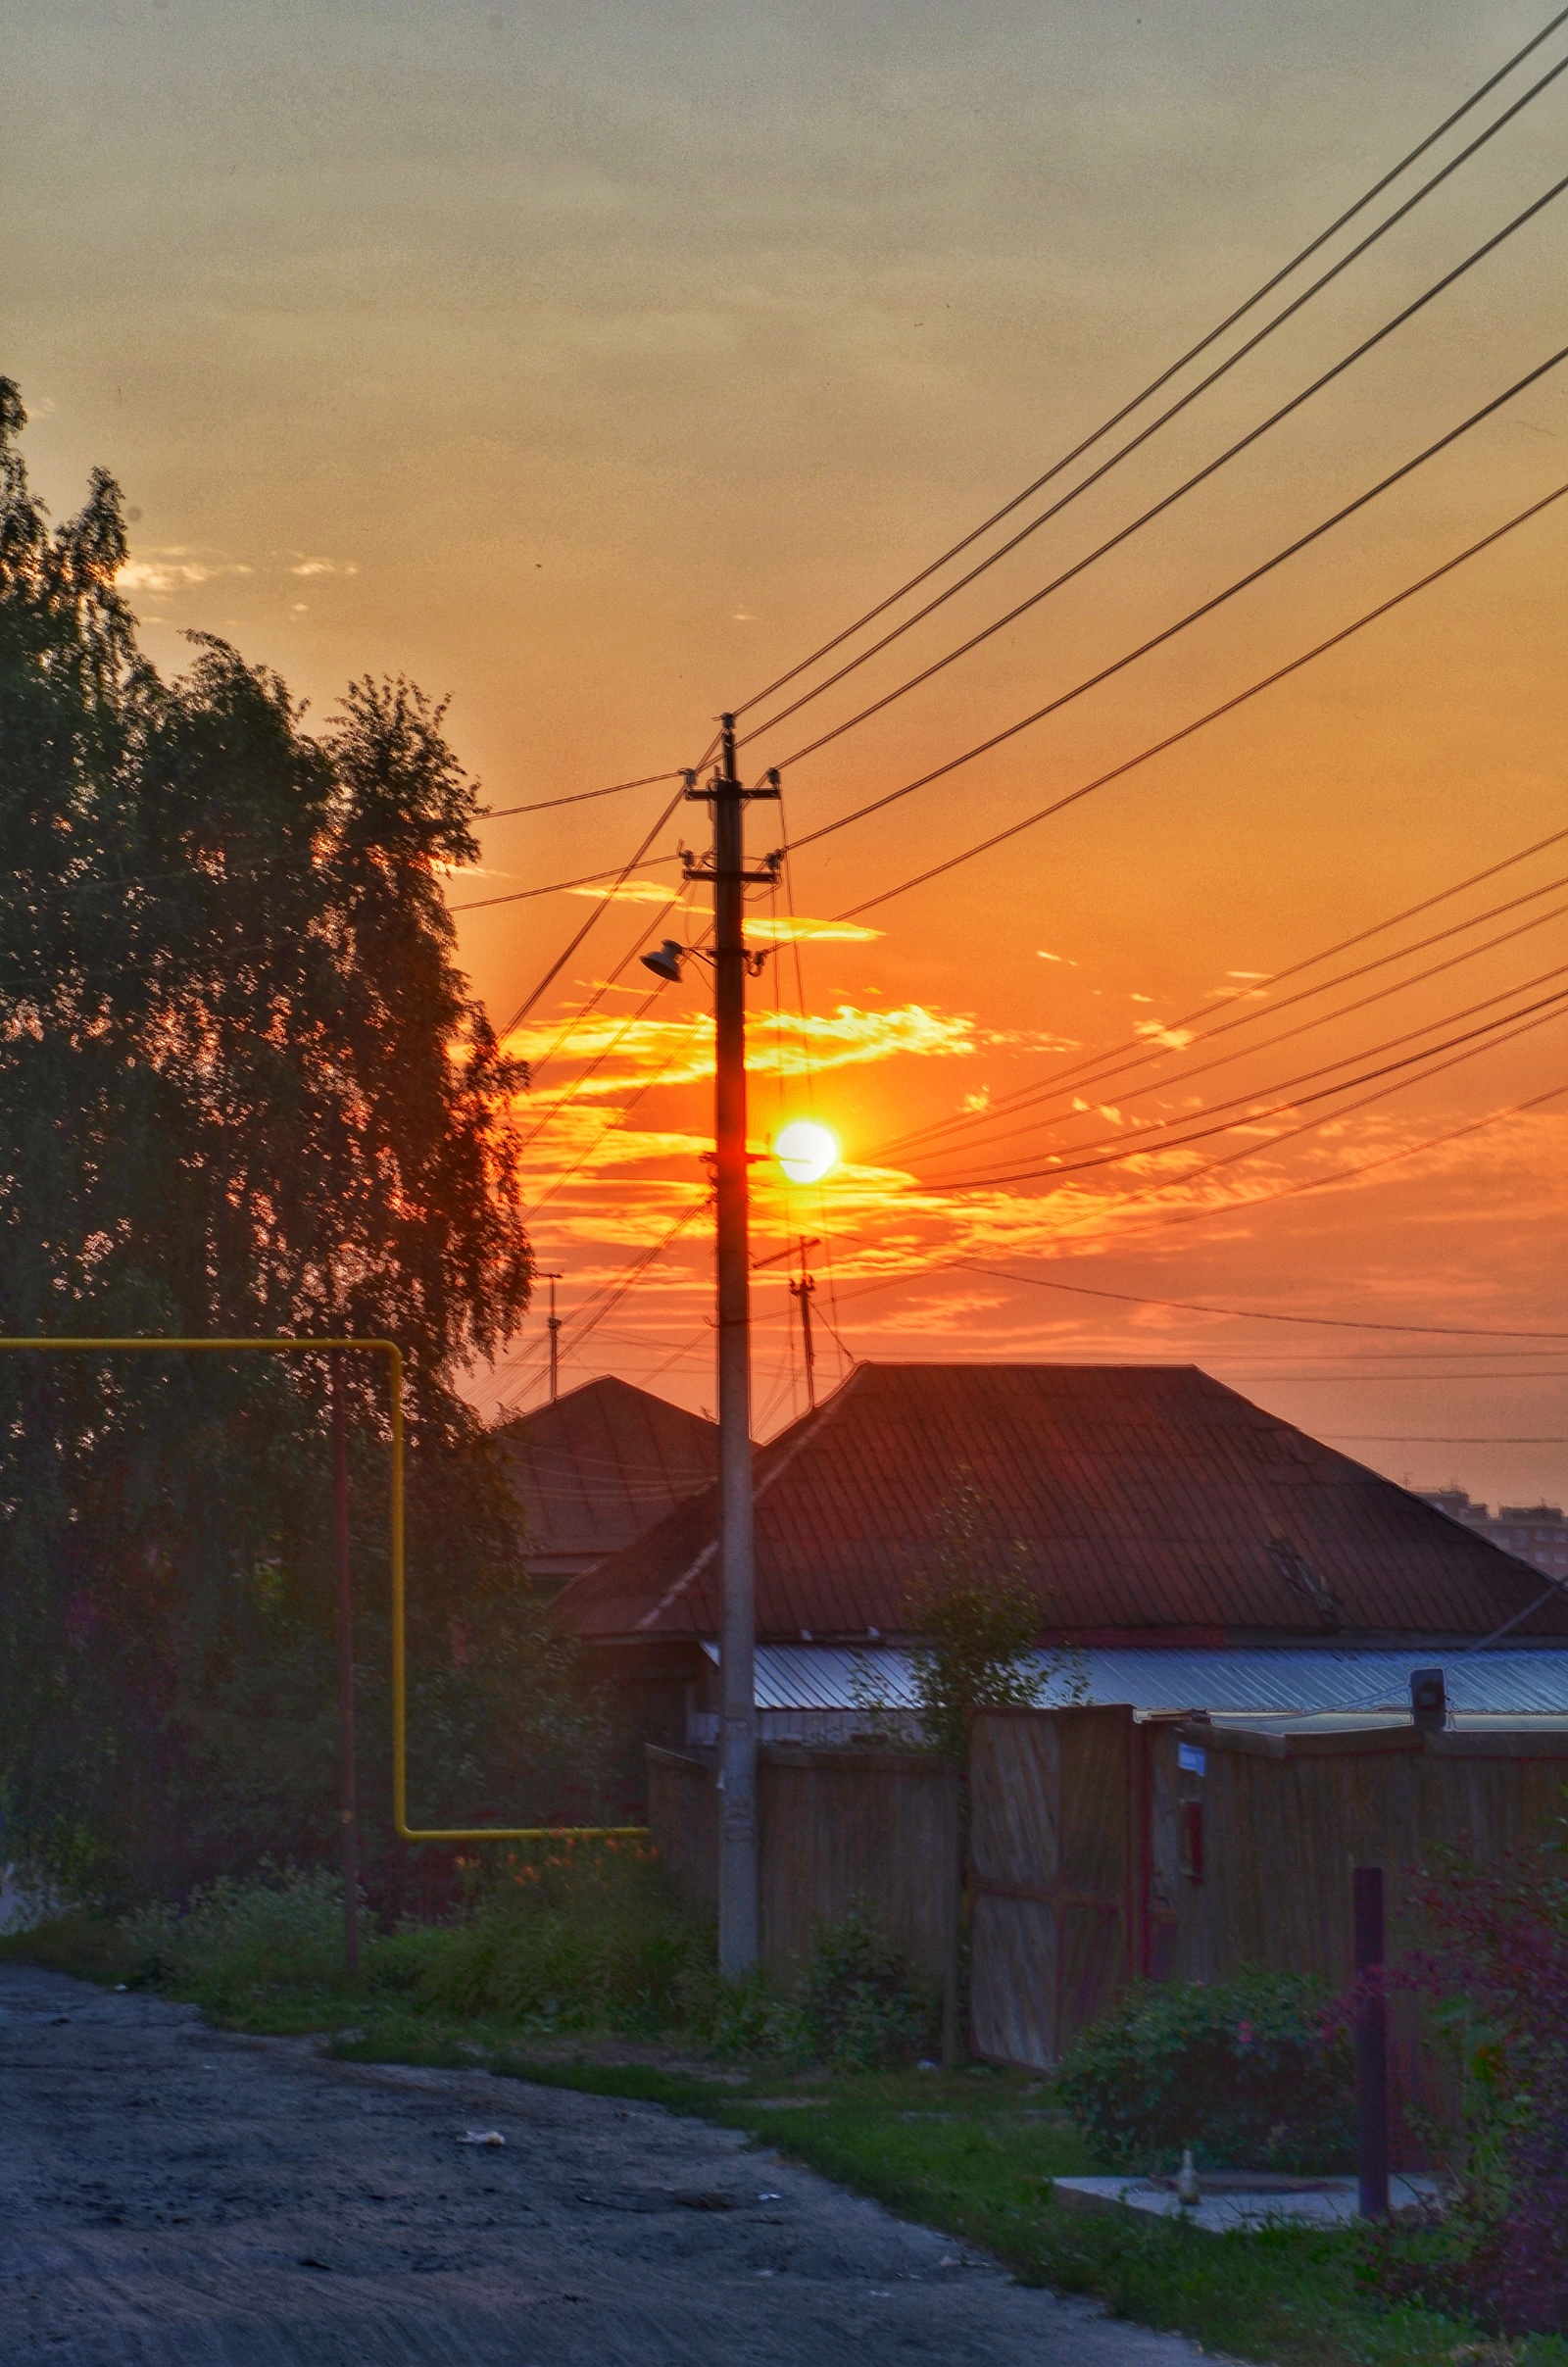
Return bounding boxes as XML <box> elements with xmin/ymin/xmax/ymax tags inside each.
<box><xmin>1353</xmin><ymin>1864</ymin><xmax>1389</xmax><ymax>2218</ymax></box>
<box><xmin>713</xmin><ymin>714</ymin><xmax>759</xmax><ymax>1977</ymax></box>
<box><xmin>330</xmin><ymin>1350</ymin><xmax>360</xmax><ymax>1983</ymax></box>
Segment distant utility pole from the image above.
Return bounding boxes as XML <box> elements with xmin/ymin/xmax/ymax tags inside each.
<box><xmin>754</xmin><ymin>1233</ymin><xmax>822</xmax><ymax>1414</ymax></box>
<box><xmin>540</xmin><ymin>1271</ymin><xmax>564</xmax><ymax>1402</ymax></box>
<box><xmin>683</xmin><ymin>717</ymin><xmax>779</xmax><ymax>1978</ymax></box>
<box><xmin>790</xmin><ymin>1238</ymin><xmax>820</xmax><ymax>1411</ymax></box>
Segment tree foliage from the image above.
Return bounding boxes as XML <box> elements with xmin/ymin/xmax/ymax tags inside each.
<box><xmin>1365</xmin><ymin>1824</ymin><xmax>1568</xmax><ymax>2336</ymax></box>
<box><xmin>0</xmin><ymin>380</ymin><xmax>598</xmax><ymax>1902</ymax></box>
<box><xmin>903</xmin><ymin>1479</ymin><xmax>1086</xmax><ymax>1763</ymax></box>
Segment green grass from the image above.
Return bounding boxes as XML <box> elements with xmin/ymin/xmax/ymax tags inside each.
<box><xmin>6</xmin><ymin>1912</ymin><xmax>1565</xmax><ymax>2367</ymax></box>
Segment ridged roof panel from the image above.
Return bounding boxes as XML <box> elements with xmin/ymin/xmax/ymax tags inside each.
<box><xmin>557</xmin><ymin>1362</ymin><xmax>1568</xmax><ymax>1643</ymax></box>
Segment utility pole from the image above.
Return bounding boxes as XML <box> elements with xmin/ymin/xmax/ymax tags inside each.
<box><xmin>754</xmin><ymin>1234</ymin><xmax>822</xmax><ymax>1416</ymax></box>
<box><xmin>790</xmin><ymin>1239</ymin><xmax>819</xmax><ymax>1411</ymax></box>
<box><xmin>540</xmin><ymin>1271</ymin><xmax>564</xmax><ymax>1403</ymax></box>
<box><xmin>682</xmin><ymin>718</ymin><xmax>779</xmax><ymax>1977</ymax></box>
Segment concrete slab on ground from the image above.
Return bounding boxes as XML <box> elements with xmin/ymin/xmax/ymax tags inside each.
<box><xmin>1054</xmin><ymin>2172</ymin><xmax>1443</xmax><ymax>2233</ymax></box>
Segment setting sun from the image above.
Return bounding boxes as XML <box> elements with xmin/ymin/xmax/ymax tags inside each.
<box><xmin>773</xmin><ymin>1120</ymin><xmax>839</xmax><ymax>1186</ymax></box>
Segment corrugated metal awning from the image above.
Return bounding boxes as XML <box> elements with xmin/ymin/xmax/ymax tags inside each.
<box><xmin>702</xmin><ymin>1641</ymin><xmax>1568</xmax><ymax>1718</ymax></box>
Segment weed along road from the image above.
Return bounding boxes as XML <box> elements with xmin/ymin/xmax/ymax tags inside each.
<box><xmin>0</xmin><ymin>1968</ymin><xmax>1205</xmax><ymax>2367</ymax></box>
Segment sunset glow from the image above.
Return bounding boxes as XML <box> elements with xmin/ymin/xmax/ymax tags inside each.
<box><xmin>11</xmin><ymin>1</ymin><xmax>1565</xmax><ymax>1503</ymax></box>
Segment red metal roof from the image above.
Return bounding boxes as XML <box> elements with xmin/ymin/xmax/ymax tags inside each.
<box><xmin>556</xmin><ymin>1362</ymin><xmax>1568</xmax><ymax>1644</ymax></box>
<box><xmin>493</xmin><ymin>1375</ymin><xmax>717</xmax><ymax>1585</ymax></box>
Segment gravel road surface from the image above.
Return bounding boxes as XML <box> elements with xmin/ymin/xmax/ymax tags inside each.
<box><xmin>1</xmin><ymin>1965</ymin><xmax>1206</xmax><ymax>2366</ymax></box>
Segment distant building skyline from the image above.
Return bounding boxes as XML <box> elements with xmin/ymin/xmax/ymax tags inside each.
<box><xmin>1417</xmin><ymin>1488</ymin><xmax>1568</xmax><ymax>1580</ymax></box>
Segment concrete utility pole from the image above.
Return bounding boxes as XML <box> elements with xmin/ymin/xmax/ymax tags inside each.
<box><xmin>682</xmin><ymin>718</ymin><xmax>779</xmax><ymax>1977</ymax></box>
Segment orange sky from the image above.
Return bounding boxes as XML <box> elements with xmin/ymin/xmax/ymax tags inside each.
<box><xmin>5</xmin><ymin>1</ymin><xmax>1567</xmax><ymax>1507</ymax></box>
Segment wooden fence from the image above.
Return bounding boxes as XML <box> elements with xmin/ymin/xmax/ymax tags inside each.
<box><xmin>647</xmin><ymin>1743</ymin><xmax>959</xmax><ymax>1980</ymax></box>
<box><xmin>1174</xmin><ymin>1717</ymin><xmax>1568</xmax><ymax>1985</ymax></box>
<box><xmin>966</xmin><ymin>1705</ymin><xmax>1568</xmax><ymax>2136</ymax></box>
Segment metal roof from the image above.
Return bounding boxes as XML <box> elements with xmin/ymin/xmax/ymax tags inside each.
<box><xmin>560</xmin><ymin>1362</ymin><xmax>1568</xmax><ymax>1643</ymax></box>
<box><xmin>493</xmin><ymin>1375</ymin><xmax>716</xmax><ymax>1580</ymax></box>
<box><xmin>719</xmin><ymin>1641</ymin><xmax>1568</xmax><ymax>1718</ymax></box>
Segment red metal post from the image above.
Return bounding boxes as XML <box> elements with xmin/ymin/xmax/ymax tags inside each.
<box><xmin>1353</xmin><ymin>1865</ymin><xmax>1389</xmax><ymax>2217</ymax></box>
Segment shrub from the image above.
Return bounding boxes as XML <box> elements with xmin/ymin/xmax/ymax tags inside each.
<box><xmin>670</xmin><ymin>1960</ymin><xmax>808</xmax><ymax>2061</ymax></box>
<box><xmin>1055</xmin><ymin>1969</ymin><xmax>1355</xmax><ymax>2173</ymax></box>
<box><xmin>799</xmin><ymin>1906</ymin><xmax>938</xmax><ymax>2070</ymax></box>
<box><xmin>410</xmin><ymin>1839</ymin><xmax>708</xmax><ymax>2036</ymax></box>
<box><xmin>122</xmin><ymin>1862</ymin><xmax>362</xmax><ymax>2003</ymax></box>
<box><xmin>1361</xmin><ymin>1823</ymin><xmax>1568</xmax><ymax>2337</ymax></box>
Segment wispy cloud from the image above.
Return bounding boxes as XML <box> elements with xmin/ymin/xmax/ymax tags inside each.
<box><xmin>745</xmin><ymin>914</ymin><xmax>882</xmax><ymax>943</ymax></box>
<box><xmin>118</xmin><ymin>549</ymin><xmax>255</xmax><ymax>594</ymax></box>
<box><xmin>564</xmin><ymin>877</ymin><xmax>678</xmax><ymax>906</ymax></box>
<box><xmin>505</xmin><ymin>1001</ymin><xmax>981</xmax><ymax>1090</ymax></box>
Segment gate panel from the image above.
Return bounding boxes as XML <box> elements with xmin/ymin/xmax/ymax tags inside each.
<box><xmin>968</xmin><ymin>1706</ymin><xmax>1136</xmax><ymax>2068</ymax></box>
<box><xmin>969</xmin><ymin>1893</ymin><xmax>1055</xmax><ymax>2068</ymax></box>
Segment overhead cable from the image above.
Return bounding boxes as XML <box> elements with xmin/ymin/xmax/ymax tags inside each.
<box><xmin>911</xmin><ymin>909</ymin><xmax>1568</xmax><ymax>1174</ymax></box>
<box><xmin>728</xmin><ymin>5</ymin><xmax>1568</xmax><ymax>728</ymax></box>
<box><xmin>517</xmin><ymin>884</ymin><xmax>687</xmax><ymax>1107</ymax></box>
<box><xmin>495</xmin><ymin>783</ymin><xmax>689</xmax><ymax>1034</ymax></box>
<box><xmin>789</xmin><ymin>352</ymin><xmax>1568</xmax><ymax>873</ymax></box>
<box><xmin>927</xmin><ymin>1268</ymin><xmax>1568</xmax><ymax>1342</ymax></box>
<box><xmin>756</xmin><ymin>161</ymin><xmax>1568</xmax><ymax>769</ymax></box>
<box><xmin>449</xmin><ymin>850</ymin><xmax>682</xmax><ymax>916</ymax></box>
<box><xmin>817</xmin><ymin>1077</ymin><xmax>1568</xmax><ymax>1319</ymax></box>
<box><xmin>816</xmin><ymin>477</ymin><xmax>1568</xmax><ymax>922</ymax></box>
<box><xmin>877</xmin><ymin>832</ymin><xmax>1568</xmax><ymax>1162</ymax></box>
<box><xmin>918</xmin><ymin>956</ymin><xmax>1568</xmax><ymax>1183</ymax></box>
<box><xmin>484</xmin><ymin>769</ymin><xmax>682</xmax><ymax>821</ymax></box>
<box><xmin>1054</xmin><ymin>995</ymin><xmax>1568</xmax><ymax>1214</ymax></box>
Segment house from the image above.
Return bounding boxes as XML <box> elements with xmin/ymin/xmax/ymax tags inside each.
<box><xmin>492</xmin><ymin>1374</ymin><xmax>716</xmax><ymax>1601</ymax></box>
<box><xmin>556</xmin><ymin>1361</ymin><xmax>1568</xmax><ymax>1751</ymax></box>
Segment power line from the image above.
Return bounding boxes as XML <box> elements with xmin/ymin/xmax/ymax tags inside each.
<box><xmin>497</xmin><ymin>783</ymin><xmax>689</xmax><ymax>1034</ymax></box>
<box><xmin>924</xmin><ymin>1268</ymin><xmax>1568</xmax><ymax>1342</ymax></box>
<box><xmin>516</xmin><ymin>919</ymin><xmax>718</xmax><ymax>1211</ymax></box>
<box><xmin>727</xmin><ymin>4</ymin><xmax>1568</xmax><ymax>728</ymax></box>
<box><xmin>1102</xmin><ymin>1072</ymin><xmax>1568</xmax><ymax>1244</ymax></box>
<box><xmin>787</xmin><ymin>348</ymin><xmax>1568</xmax><ymax>871</ymax></box>
<box><xmin>484</xmin><ymin>769</ymin><xmax>682</xmax><ymax>820</ymax></box>
<box><xmin>817</xmin><ymin>477</ymin><xmax>1568</xmax><ymax>923</ymax></box>
<box><xmin>993</xmin><ymin>989</ymin><xmax>1568</xmax><ymax>1204</ymax></box>
<box><xmin>924</xmin><ymin>879</ymin><xmax>1568</xmax><ymax>1161</ymax></box>
<box><xmin>877</xmin><ymin>839</ymin><xmax>1568</xmax><ymax>1164</ymax></box>
<box><xmin>516</xmin><ymin>884</ymin><xmax>688</xmax><ymax>1106</ymax></box>
<box><xmin>748</xmin><ymin>142</ymin><xmax>1568</xmax><ymax>766</ymax></box>
<box><xmin>815</xmin><ymin>1077</ymin><xmax>1568</xmax><ymax>1318</ymax></box>
<box><xmin>916</xmin><ymin>957</ymin><xmax>1568</xmax><ymax>1186</ymax></box>
<box><xmin>449</xmin><ymin>853</ymin><xmax>682</xmax><ymax>914</ymax></box>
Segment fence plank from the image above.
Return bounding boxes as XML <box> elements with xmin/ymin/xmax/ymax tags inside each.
<box><xmin>647</xmin><ymin>1744</ymin><xmax>958</xmax><ymax>1981</ymax></box>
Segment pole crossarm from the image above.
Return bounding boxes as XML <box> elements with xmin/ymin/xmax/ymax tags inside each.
<box><xmin>0</xmin><ymin>1334</ymin><xmax>645</xmax><ymax>1845</ymax></box>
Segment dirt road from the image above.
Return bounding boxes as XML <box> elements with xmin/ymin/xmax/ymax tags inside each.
<box><xmin>1</xmin><ymin>1965</ymin><xmax>1205</xmax><ymax>2366</ymax></box>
